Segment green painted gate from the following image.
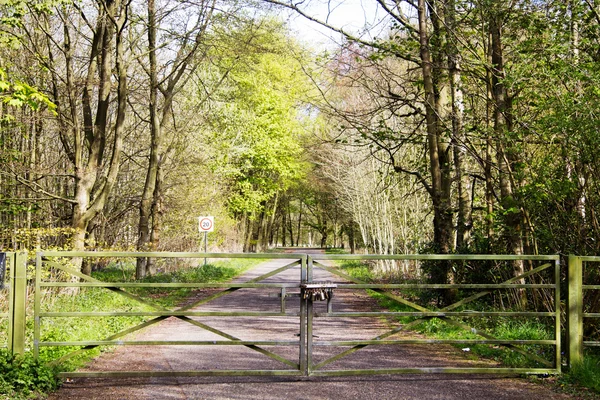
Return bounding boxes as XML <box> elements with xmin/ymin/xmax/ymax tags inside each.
<box><xmin>305</xmin><ymin>254</ymin><xmax>562</xmax><ymax>376</ymax></box>
<box><xmin>35</xmin><ymin>251</ymin><xmax>309</xmax><ymax>378</ymax></box>
<box><xmin>31</xmin><ymin>251</ymin><xmax>563</xmax><ymax>377</ymax></box>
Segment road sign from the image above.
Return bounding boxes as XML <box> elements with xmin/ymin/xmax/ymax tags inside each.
<box><xmin>198</xmin><ymin>216</ymin><xmax>214</xmax><ymax>232</ymax></box>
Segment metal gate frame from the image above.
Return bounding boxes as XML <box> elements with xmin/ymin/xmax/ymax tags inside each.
<box><xmin>305</xmin><ymin>254</ymin><xmax>562</xmax><ymax>376</ymax></box>
<box><xmin>30</xmin><ymin>251</ymin><xmax>563</xmax><ymax>377</ymax></box>
<box><xmin>35</xmin><ymin>251</ymin><xmax>308</xmax><ymax>378</ymax></box>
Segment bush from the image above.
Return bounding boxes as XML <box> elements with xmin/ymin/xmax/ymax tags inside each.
<box><xmin>0</xmin><ymin>349</ymin><xmax>59</xmax><ymax>399</ymax></box>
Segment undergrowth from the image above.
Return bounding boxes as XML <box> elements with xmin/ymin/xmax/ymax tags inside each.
<box><xmin>559</xmin><ymin>352</ymin><xmax>600</xmax><ymax>395</ymax></box>
<box><xmin>0</xmin><ymin>349</ymin><xmax>58</xmax><ymax>400</ymax></box>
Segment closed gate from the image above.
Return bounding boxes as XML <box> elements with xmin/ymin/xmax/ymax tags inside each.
<box><xmin>35</xmin><ymin>252</ymin><xmax>309</xmax><ymax>378</ymax></box>
<box><xmin>305</xmin><ymin>254</ymin><xmax>561</xmax><ymax>376</ymax></box>
<box><xmin>35</xmin><ymin>252</ymin><xmax>561</xmax><ymax>377</ymax></box>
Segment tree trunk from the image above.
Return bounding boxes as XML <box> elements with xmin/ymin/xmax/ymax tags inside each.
<box><xmin>67</xmin><ymin>1</ymin><xmax>126</xmax><ymax>273</ymax></box>
<box><xmin>419</xmin><ymin>0</ymin><xmax>455</xmax><ymax>304</ymax></box>
<box><xmin>296</xmin><ymin>202</ymin><xmax>302</xmax><ymax>246</ymax></box>
<box><xmin>348</xmin><ymin>223</ymin><xmax>356</xmax><ymax>254</ymax></box>
<box><xmin>446</xmin><ymin>0</ymin><xmax>471</xmax><ymax>250</ymax></box>
<box><xmin>490</xmin><ymin>9</ymin><xmax>526</xmax><ymax>307</ymax></box>
<box><xmin>136</xmin><ymin>0</ymin><xmax>215</xmax><ymax>276</ymax></box>
<box><xmin>420</xmin><ymin>0</ymin><xmax>453</xmax><ymax>255</ymax></box>
<box><xmin>281</xmin><ymin>204</ymin><xmax>287</xmax><ymax>247</ymax></box>
<box><xmin>137</xmin><ymin>0</ymin><xmax>160</xmax><ymax>279</ymax></box>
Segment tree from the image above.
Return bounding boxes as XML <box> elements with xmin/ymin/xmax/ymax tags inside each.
<box><xmin>136</xmin><ymin>0</ymin><xmax>220</xmax><ymax>278</ymax></box>
<box><xmin>263</xmin><ymin>0</ymin><xmax>600</xmax><ymax>298</ymax></box>
<box><xmin>202</xmin><ymin>21</ymin><xmax>313</xmax><ymax>251</ymax></box>
<box><xmin>1</xmin><ymin>1</ymin><xmax>130</xmax><ymax>273</ymax></box>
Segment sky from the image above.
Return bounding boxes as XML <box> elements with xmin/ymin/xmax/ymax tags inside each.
<box><xmin>281</xmin><ymin>0</ymin><xmax>389</xmax><ymax>49</ymax></box>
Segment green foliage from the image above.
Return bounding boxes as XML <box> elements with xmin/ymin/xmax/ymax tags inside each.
<box><xmin>0</xmin><ymin>72</ymin><xmax>54</xmax><ymax>111</ymax></box>
<box><xmin>0</xmin><ymin>68</ymin><xmax>55</xmax><ymax>114</ymax></box>
<box><xmin>560</xmin><ymin>352</ymin><xmax>600</xmax><ymax>394</ymax></box>
<box><xmin>203</xmin><ymin>20</ymin><xmax>313</xmax><ymax>220</ymax></box>
<box><xmin>0</xmin><ymin>349</ymin><xmax>59</xmax><ymax>399</ymax></box>
<box><xmin>0</xmin><ymin>227</ymin><xmax>76</xmax><ymax>252</ymax></box>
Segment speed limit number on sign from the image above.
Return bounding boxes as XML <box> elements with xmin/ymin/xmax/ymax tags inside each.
<box><xmin>198</xmin><ymin>216</ymin><xmax>215</xmax><ymax>232</ymax></box>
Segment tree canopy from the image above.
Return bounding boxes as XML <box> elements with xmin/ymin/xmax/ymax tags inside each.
<box><xmin>0</xmin><ymin>0</ymin><xmax>599</xmax><ymax>278</ymax></box>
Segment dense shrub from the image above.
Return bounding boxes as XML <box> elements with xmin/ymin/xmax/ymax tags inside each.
<box><xmin>0</xmin><ymin>349</ymin><xmax>59</xmax><ymax>399</ymax></box>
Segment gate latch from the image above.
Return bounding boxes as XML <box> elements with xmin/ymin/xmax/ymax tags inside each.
<box><xmin>301</xmin><ymin>282</ymin><xmax>337</xmax><ymax>301</ymax></box>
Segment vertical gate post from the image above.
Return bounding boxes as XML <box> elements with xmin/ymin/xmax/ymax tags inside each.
<box><xmin>554</xmin><ymin>257</ymin><xmax>562</xmax><ymax>373</ymax></box>
<box><xmin>306</xmin><ymin>256</ymin><xmax>314</xmax><ymax>376</ymax></box>
<box><xmin>10</xmin><ymin>251</ymin><xmax>27</xmax><ymax>355</ymax></box>
<box><xmin>299</xmin><ymin>255</ymin><xmax>307</xmax><ymax>375</ymax></box>
<box><xmin>5</xmin><ymin>253</ymin><xmax>14</xmax><ymax>352</ymax></box>
<box><xmin>568</xmin><ymin>255</ymin><xmax>583</xmax><ymax>367</ymax></box>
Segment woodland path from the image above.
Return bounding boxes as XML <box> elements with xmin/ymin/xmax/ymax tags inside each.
<box><xmin>48</xmin><ymin>250</ymin><xmax>572</xmax><ymax>399</ymax></box>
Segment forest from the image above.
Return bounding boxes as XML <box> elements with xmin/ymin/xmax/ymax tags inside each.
<box><xmin>0</xmin><ymin>0</ymin><xmax>599</xmax><ymax>280</ymax></box>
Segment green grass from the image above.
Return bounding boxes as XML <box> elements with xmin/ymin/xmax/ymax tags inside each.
<box><xmin>559</xmin><ymin>352</ymin><xmax>600</xmax><ymax>395</ymax></box>
<box><xmin>93</xmin><ymin>259</ymin><xmax>255</xmax><ymax>308</ymax></box>
<box><xmin>336</xmin><ymin>259</ymin><xmax>375</xmax><ymax>282</ymax></box>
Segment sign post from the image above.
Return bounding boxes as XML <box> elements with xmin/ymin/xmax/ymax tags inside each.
<box><xmin>0</xmin><ymin>253</ymin><xmax>5</xmax><ymax>290</ymax></box>
<box><xmin>198</xmin><ymin>216</ymin><xmax>214</xmax><ymax>266</ymax></box>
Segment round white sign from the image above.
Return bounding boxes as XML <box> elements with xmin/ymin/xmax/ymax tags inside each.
<box><xmin>198</xmin><ymin>216</ymin><xmax>214</xmax><ymax>232</ymax></box>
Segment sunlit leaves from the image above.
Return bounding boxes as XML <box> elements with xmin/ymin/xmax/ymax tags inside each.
<box><xmin>0</xmin><ymin>72</ymin><xmax>56</xmax><ymax>113</ymax></box>
<box><xmin>203</xmin><ymin>22</ymin><xmax>312</xmax><ymax>218</ymax></box>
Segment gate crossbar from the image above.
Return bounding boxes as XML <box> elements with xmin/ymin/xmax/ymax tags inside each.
<box><xmin>308</xmin><ymin>254</ymin><xmax>561</xmax><ymax>376</ymax></box>
<box><xmin>35</xmin><ymin>252</ymin><xmax>307</xmax><ymax>377</ymax></box>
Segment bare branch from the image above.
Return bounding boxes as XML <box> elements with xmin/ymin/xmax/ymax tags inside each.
<box><xmin>8</xmin><ymin>173</ymin><xmax>77</xmax><ymax>205</ymax></box>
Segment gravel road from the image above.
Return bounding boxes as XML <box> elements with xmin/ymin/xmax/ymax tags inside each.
<box><xmin>48</xmin><ymin>253</ymin><xmax>572</xmax><ymax>399</ymax></box>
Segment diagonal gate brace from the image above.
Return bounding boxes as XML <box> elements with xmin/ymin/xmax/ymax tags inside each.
<box><xmin>40</xmin><ymin>258</ymin><xmax>302</xmax><ymax>369</ymax></box>
<box><xmin>311</xmin><ymin>260</ymin><xmax>556</xmax><ymax>371</ymax></box>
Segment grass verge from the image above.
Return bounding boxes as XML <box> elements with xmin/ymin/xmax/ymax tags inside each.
<box><xmin>558</xmin><ymin>353</ymin><xmax>600</xmax><ymax>397</ymax></box>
